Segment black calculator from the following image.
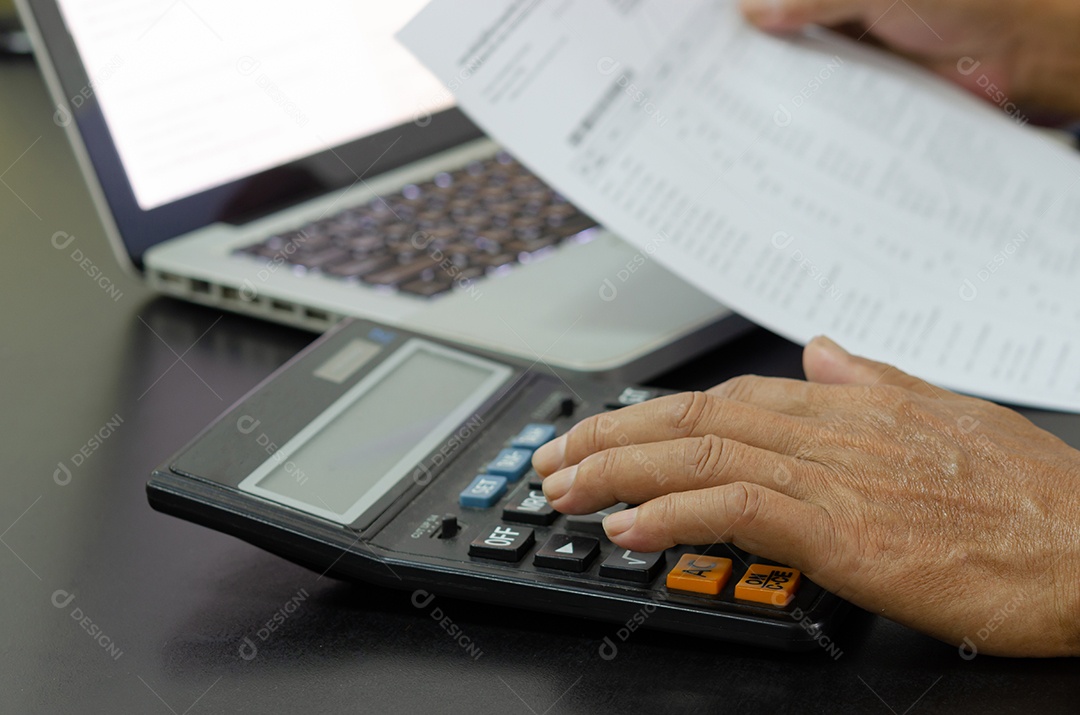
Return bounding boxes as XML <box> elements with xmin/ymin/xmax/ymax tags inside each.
<box><xmin>147</xmin><ymin>318</ymin><xmax>849</xmax><ymax>651</ymax></box>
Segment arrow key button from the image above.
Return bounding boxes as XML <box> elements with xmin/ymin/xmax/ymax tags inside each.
<box><xmin>599</xmin><ymin>549</ymin><xmax>666</xmax><ymax>584</ymax></box>
<box><xmin>533</xmin><ymin>534</ymin><xmax>600</xmax><ymax>572</ymax></box>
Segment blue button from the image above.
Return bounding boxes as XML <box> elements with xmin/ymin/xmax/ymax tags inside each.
<box><xmin>459</xmin><ymin>475</ymin><xmax>508</xmax><ymax>508</ymax></box>
<box><xmin>486</xmin><ymin>448</ymin><xmax>533</xmax><ymax>481</ymax></box>
<box><xmin>510</xmin><ymin>423</ymin><xmax>557</xmax><ymax>450</ymax></box>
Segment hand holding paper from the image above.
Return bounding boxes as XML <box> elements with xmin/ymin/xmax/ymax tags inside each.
<box><xmin>400</xmin><ymin>0</ymin><xmax>1080</xmax><ymax>412</ymax></box>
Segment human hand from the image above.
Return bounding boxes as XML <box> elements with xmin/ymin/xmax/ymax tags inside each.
<box><xmin>738</xmin><ymin>0</ymin><xmax>1080</xmax><ymax>117</ymax></box>
<box><xmin>532</xmin><ymin>336</ymin><xmax>1080</xmax><ymax>656</ymax></box>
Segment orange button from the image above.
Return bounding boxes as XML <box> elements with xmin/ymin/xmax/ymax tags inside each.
<box><xmin>665</xmin><ymin>554</ymin><xmax>733</xmax><ymax>595</ymax></box>
<box><xmin>734</xmin><ymin>564</ymin><xmax>801</xmax><ymax>607</ymax></box>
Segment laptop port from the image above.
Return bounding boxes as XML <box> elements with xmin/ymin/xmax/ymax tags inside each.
<box><xmin>303</xmin><ymin>307</ymin><xmax>330</xmax><ymax>322</ymax></box>
<box><xmin>191</xmin><ymin>279</ymin><xmax>212</xmax><ymax>294</ymax></box>
<box><xmin>271</xmin><ymin>299</ymin><xmax>294</xmax><ymax>313</ymax></box>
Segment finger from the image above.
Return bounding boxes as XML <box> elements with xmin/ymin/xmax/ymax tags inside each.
<box><xmin>707</xmin><ymin>374</ymin><xmax>824</xmax><ymax>416</ymax></box>
<box><xmin>532</xmin><ymin>391</ymin><xmax>810</xmax><ymax>475</ymax></box>
<box><xmin>543</xmin><ymin>437</ymin><xmax>816</xmax><ymax>514</ymax></box>
<box><xmin>802</xmin><ymin>335</ymin><xmax>952</xmax><ymax>399</ymax></box>
<box><xmin>739</xmin><ymin>0</ymin><xmax>867</xmax><ymax>33</ymax></box>
<box><xmin>601</xmin><ymin>482</ymin><xmax>831</xmax><ymax>573</ymax></box>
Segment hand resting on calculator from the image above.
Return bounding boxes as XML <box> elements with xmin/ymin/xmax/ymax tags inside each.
<box><xmin>534</xmin><ymin>336</ymin><xmax>1080</xmax><ymax>657</ymax></box>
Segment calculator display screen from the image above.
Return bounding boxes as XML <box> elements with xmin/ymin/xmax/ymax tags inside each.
<box><xmin>238</xmin><ymin>339</ymin><xmax>513</xmax><ymax>524</ymax></box>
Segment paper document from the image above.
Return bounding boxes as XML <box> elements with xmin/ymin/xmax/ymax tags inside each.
<box><xmin>400</xmin><ymin>0</ymin><xmax>1080</xmax><ymax>412</ymax></box>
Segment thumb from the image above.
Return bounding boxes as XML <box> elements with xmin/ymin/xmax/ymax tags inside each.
<box><xmin>740</xmin><ymin>0</ymin><xmax>867</xmax><ymax>32</ymax></box>
<box><xmin>803</xmin><ymin>336</ymin><xmax>949</xmax><ymax>399</ymax></box>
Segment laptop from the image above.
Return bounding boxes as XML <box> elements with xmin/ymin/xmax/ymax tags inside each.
<box><xmin>18</xmin><ymin>0</ymin><xmax>748</xmax><ymax>379</ymax></box>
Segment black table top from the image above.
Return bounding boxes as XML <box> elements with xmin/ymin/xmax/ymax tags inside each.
<box><xmin>2</xmin><ymin>55</ymin><xmax>1077</xmax><ymax>714</ymax></box>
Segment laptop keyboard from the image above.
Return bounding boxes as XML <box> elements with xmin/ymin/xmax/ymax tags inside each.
<box><xmin>234</xmin><ymin>152</ymin><xmax>598</xmax><ymax>298</ymax></box>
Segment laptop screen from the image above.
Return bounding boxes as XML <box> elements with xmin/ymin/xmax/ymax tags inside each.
<box><xmin>24</xmin><ymin>0</ymin><xmax>481</xmax><ymax>266</ymax></box>
<box><xmin>55</xmin><ymin>1</ymin><xmax>451</xmax><ymax>211</ymax></box>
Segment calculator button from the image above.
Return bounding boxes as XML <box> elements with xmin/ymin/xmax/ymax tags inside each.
<box><xmin>734</xmin><ymin>564</ymin><xmax>801</xmax><ymax>607</ymax></box>
<box><xmin>502</xmin><ymin>488</ymin><xmax>557</xmax><ymax>526</ymax></box>
<box><xmin>459</xmin><ymin>475</ymin><xmax>508</xmax><ymax>508</ymax></box>
<box><xmin>525</xmin><ymin>470</ymin><xmax>543</xmax><ymax>490</ymax></box>
<box><xmin>565</xmin><ymin>504</ymin><xmax>627</xmax><ymax>536</ymax></box>
<box><xmin>533</xmin><ymin>534</ymin><xmax>600</xmax><ymax>572</ymax></box>
<box><xmin>468</xmin><ymin>525</ymin><xmax>535</xmax><ymax>562</ymax></box>
<box><xmin>665</xmin><ymin>554</ymin><xmax>733</xmax><ymax>595</ymax></box>
<box><xmin>599</xmin><ymin>549</ymin><xmax>666</xmax><ymax>584</ymax></box>
<box><xmin>510</xmin><ymin>423</ymin><xmax>557</xmax><ymax>450</ymax></box>
<box><xmin>486</xmin><ymin>448</ymin><xmax>533</xmax><ymax>481</ymax></box>
<box><xmin>618</xmin><ymin>387</ymin><xmax>654</xmax><ymax>404</ymax></box>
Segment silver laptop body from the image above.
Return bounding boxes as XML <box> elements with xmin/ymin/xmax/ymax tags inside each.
<box><xmin>19</xmin><ymin>0</ymin><xmax>746</xmax><ymax>379</ymax></box>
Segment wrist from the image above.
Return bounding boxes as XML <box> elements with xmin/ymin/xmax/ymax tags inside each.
<box><xmin>1011</xmin><ymin>0</ymin><xmax>1080</xmax><ymax>116</ymax></box>
<box><xmin>1048</xmin><ymin>463</ymin><xmax>1080</xmax><ymax>656</ymax></box>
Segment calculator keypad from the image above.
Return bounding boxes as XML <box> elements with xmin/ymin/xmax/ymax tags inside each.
<box><xmin>502</xmin><ymin>487</ymin><xmax>558</xmax><ymax>526</ymax></box>
<box><xmin>486</xmin><ymin>448</ymin><xmax>533</xmax><ymax>481</ymax></box>
<box><xmin>599</xmin><ymin>548</ymin><xmax>666</xmax><ymax>583</ymax></box>
<box><xmin>456</xmin><ymin>418</ymin><xmax>805</xmax><ymax>610</ymax></box>
<box><xmin>459</xmin><ymin>474</ymin><xmax>507</xmax><ymax>508</ymax></box>
<box><xmin>534</xmin><ymin>534</ymin><xmax>600</xmax><ymax>572</ymax></box>
<box><xmin>564</xmin><ymin>504</ymin><xmax>627</xmax><ymax>536</ymax></box>
<box><xmin>734</xmin><ymin>564</ymin><xmax>802</xmax><ymax>607</ymax></box>
<box><xmin>468</xmin><ymin>525</ymin><xmax>535</xmax><ymax>561</ymax></box>
<box><xmin>666</xmin><ymin>554</ymin><xmax>733</xmax><ymax>596</ymax></box>
<box><xmin>510</xmin><ymin>423</ymin><xmax>557</xmax><ymax>450</ymax></box>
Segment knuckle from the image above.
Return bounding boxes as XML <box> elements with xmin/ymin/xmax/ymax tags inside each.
<box><xmin>688</xmin><ymin>435</ymin><xmax>733</xmax><ymax>483</ymax></box>
<box><xmin>574</xmin><ymin>414</ymin><xmax>612</xmax><ymax>454</ymax></box>
<box><xmin>713</xmin><ymin>375</ymin><xmax>759</xmax><ymax>402</ymax></box>
<box><xmin>723</xmin><ymin>481</ymin><xmax>765</xmax><ymax>531</ymax></box>
<box><xmin>671</xmin><ymin>391</ymin><xmax>714</xmax><ymax>437</ymax></box>
<box><xmin>578</xmin><ymin>448</ymin><xmax>617</xmax><ymax>492</ymax></box>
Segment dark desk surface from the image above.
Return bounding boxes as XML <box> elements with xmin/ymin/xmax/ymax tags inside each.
<box><xmin>2</xmin><ymin>56</ymin><xmax>1077</xmax><ymax>714</ymax></box>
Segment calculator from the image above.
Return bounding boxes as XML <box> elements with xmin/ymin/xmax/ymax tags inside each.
<box><xmin>147</xmin><ymin>318</ymin><xmax>849</xmax><ymax>651</ymax></box>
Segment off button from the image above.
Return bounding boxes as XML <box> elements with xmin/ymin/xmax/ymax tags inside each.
<box><xmin>468</xmin><ymin>525</ymin><xmax>535</xmax><ymax>562</ymax></box>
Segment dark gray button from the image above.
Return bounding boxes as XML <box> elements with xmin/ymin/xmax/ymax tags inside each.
<box><xmin>468</xmin><ymin>524</ymin><xmax>534</xmax><ymax>562</ymax></box>
<box><xmin>565</xmin><ymin>504</ymin><xmax>627</xmax><ymax>536</ymax></box>
<box><xmin>502</xmin><ymin>488</ymin><xmax>557</xmax><ymax>526</ymax></box>
<box><xmin>533</xmin><ymin>534</ymin><xmax>599</xmax><ymax>572</ymax></box>
<box><xmin>599</xmin><ymin>549</ymin><xmax>666</xmax><ymax>584</ymax></box>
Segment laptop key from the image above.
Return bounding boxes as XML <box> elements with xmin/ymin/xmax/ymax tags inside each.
<box><xmin>339</xmin><ymin>234</ymin><xmax>385</xmax><ymax>253</ymax></box>
<box><xmin>363</xmin><ymin>256</ymin><xmax>440</xmax><ymax>286</ymax></box>
<box><xmin>324</xmin><ymin>256</ymin><xmax>396</xmax><ymax>278</ymax></box>
<box><xmin>399</xmin><ymin>278</ymin><xmax>453</xmax><ymax>297</ymax></box>
<box><xmin>474</xmin><ymin>253</ymin><xmax>516</xmax><ymax>270</ymax></box>
<box><xmin>552</xmin><ymin>216</ymin><xmax>598</xmax><ymax>237</ymax></box>
<box><xmin>289</xmin><ymin>247</ymin><xmax>349</xmax><ymax>269</ymax></box>
<box><xmin>505</xmin><ymin>236</ymin><xmax>560</xmax><ymax>256</ymax></box>
<box><xmin>453</xmin><ymin>266</ymin><xmax>485</xmax><ymax>283</ymax></box>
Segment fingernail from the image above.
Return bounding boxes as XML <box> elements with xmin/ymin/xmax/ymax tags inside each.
<box><xmin>811</xmin><ymin>335</ymin><xmax>848</xmax><ymax>357</ymax></box>
<box><xmin>603</xmin><ymin>508</ymin><xmax>637</xmax><ymax>537</ymax></box>
<box><xmin>542</xmin><ymin>465</ymin><xmax>577</xmax><ymax>501</ymax></box>
<box><xmin>532</xmin><ymin>434</ymin><xmax>567</xmax><ymax>475</ymax></box>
